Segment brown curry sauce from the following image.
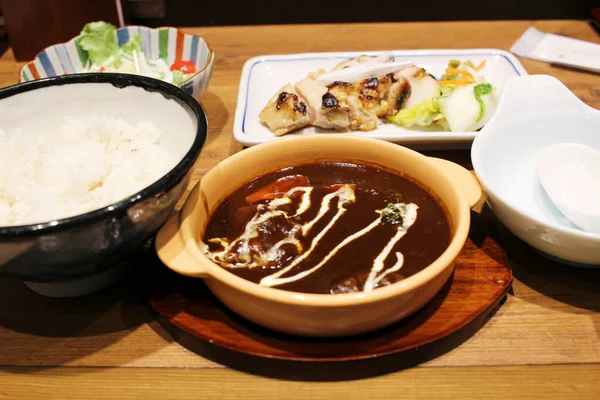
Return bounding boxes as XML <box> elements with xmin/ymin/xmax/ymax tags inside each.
<box><xmin>203</xmin><ymin>162</ymin><xmax>451</xmax><ymax>294</ymax></box>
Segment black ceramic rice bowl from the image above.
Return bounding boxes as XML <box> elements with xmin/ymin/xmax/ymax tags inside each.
<box><xmin>0</xmin><ymin>73</ymin><xmax>207</xmax><ymax>296</ymax></box>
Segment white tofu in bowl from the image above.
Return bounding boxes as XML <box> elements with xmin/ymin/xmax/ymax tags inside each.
<box><xmin>472</xmin><ymin>75</ymin><xmax>600</xmax><ymax>266</ymax></box>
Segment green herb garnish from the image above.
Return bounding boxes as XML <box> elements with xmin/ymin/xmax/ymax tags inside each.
<box><xmin>439</xmin><ymin>84</ymin><xmax>457</xmax><ymax>97</ymax></box>
<box><xmin>441</xmin><ymin>73</ymin><xmax>458</xmax><ymax>81</ymax></box>
<box><xmin>464</xmin><ymin>60</ymin><xmax>476</xmax><ymax>69</ymax></box>
<box><xmin>386</xmin><ymin>191</ymin><xmax>405</xmax><ymax>203</ymax></box>
<box><xmin>121</xmin><ymin>34</ymin><xmax>142</xmax><ymax>55</ymax></box>
<box><xmin>473</xmin><ymin>83</ymin><xmax>493</xmax><ymax>122</ymax></box>
<box><xmin>381</xmin><ymin>203</ymin><xmax>404</xmax><ymax>225</ymax></box>
<box><xmin>79</xmin><ymin>21</ymin><xmax>121</xmax><ymax>67</ymax></box>
<box><xmin>448</xmin><ymin>59</ymin><xmax>461</xmax><ymax>68</ymax></box>
<box><xmin>172</xmin><ymin>70</ymin><xmax>184</xmax><ymax>85</ymax></box>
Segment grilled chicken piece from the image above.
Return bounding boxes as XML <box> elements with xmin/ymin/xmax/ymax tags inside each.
<box><xmin>298</xmin><ymin>74</ymin><xmax>412</xmax><ymax>132</ymax></box>
<box><xmin>394</xmin><ymin>66</ymin><xmax>420</xmax><ymax>80</ymax></box>
<box><xmin>394</xmin><ymin>66</ymin><xmax>439</xmax><ymax>110</ymax></box>
<box><xmin>296</xmin><ymin>78</ymin><xmax>351</xmax><ymax>131</ymax></box>
<box><xmin>318</xmin><ymin>75</ymin><xmax>398</xmax><ymax>132</ymax></box>
<box><xmin>326</xmin><ymin>81</ymin><xmax>378</xmax><ymax>131</ymax></box>
<box><xmin>404</xmin><ymin>75</ymin><xmax>439</xmax><ymax>110</ymax></box>
<box><xmin>357</xmin><ymin>74</ymin><xmax>401</xmax><ymax>117</ymax></box>
<box><xmin>260</xmin><ymin>57</ymin><xmax>420</xmax><ymax>135</ymax></box>
<box><xmin>332</xmin><ymin>55</ymin><xmax>394</xmax><ymax>71</ymax></box>
<box><xmin>384</xmin><ymin>77</ymin><xmax>412</xmax><ymax>116</ymax></box>
<box><xmin>259</xmin><ymin>84</ymin><xmax>310</xmax><ymax>136</ymax></box>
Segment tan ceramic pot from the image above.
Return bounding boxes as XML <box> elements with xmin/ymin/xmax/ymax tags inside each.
<box><xmin>156</xmin><ymin>135</ymin><xmax>481</xmax><ymax>337</ymax></box>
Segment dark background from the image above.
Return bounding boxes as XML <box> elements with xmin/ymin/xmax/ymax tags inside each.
<box><xmin>133</xmin><ymin>0</ymin><xmax>597</xmax><ymax>26</ymax></box>
<box><xmin>1</xmin><ymin>0</ymin><xmax>598</xmax><ymax>61</ymax></box>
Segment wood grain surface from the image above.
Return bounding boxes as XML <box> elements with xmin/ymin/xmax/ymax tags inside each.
<box><xmin>142</xmin><ymin>223</ymin><xmax>511</xmax><ymax>373</ymax></box>
<box><xmin>0</xmin><ymin>19</ymin><xmax>599</xmax><ymax>398</ymax></box>
<box><xmin>2</xmin><ymin>364</ymin><xmax>600</xmax><ymax>400</ymax></box>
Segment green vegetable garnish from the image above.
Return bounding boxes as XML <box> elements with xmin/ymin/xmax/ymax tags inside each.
<box><xmin>121</xmin><ymin>34</ymin><xmax>142</xmax><ymax>55</ymax></box>
<box><xmin>464</xmin><ymin>60</ymin><xmax>476</xmax><ymax>69</ymax></box>
<box><xmin>172</xmin><ymin>70</ymin><xmax>185</xmax><ymax>85</ymax></box>
<box><xmin>441</xmin><ymin>73</ymin><xmax>458</xmax><ymax>80</ymax></box>
<box><xmin>388</xmin><ymin>98</ymin><xmax>445</xmax><ymax>128</ymax></box>
<box><xmin>448</xmin><ymin>59</ymin><xmax>461</xmax><ymax>68</ymax></box>
<box><xmin>381</xmin><ymin>203</ymin><xmax>404</xmax><ymax>226</ymax></box>
<box><xmin>386</xmin><ymin>191</ymin><xmax>404</xmax><ymax>203</ymax></box>
<box><xmin>439</xmin><ymin>84</ymin><xmax>457</xmax><ymax>97</ymax></box>
<box><xmin>79</xmin><ymin>21</ymin><xmax>121</xmax><ymax>67</ymax></box>
<box><xmin>473</xmin><ymin>83</ymin><xmax>493</xmax><ymax>122</ymax></box>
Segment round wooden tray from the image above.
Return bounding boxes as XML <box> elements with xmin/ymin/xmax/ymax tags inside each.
<box><xmin>142</xmin><ymin>213</ymin><xmax>512</xmax><ymax>380</ymax></box>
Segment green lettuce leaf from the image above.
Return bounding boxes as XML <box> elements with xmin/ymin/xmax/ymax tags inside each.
<box><xmin>79</xmin><ymin>21</ymin><xmax>121</xmax><ymax>67</ymax></box>
<box><xmin>473</xmin><ymin>83</ymin><xmax>493</xmax><ymax>122</ymax></box>
<box><xmin>121</xmin><ymin>34</ymin><xmax>142</xmax><ymax>55</ymax></box>
<box><xmin>172</xmin><ymin>70</ymin><xmax>184</xmax><ymax>85</ymax></box>
<box><xmin>464</xmin><ymin>60</ymin><xmax>476</xmax><ymax>69</ymax></box>
<box><xmin>439</xmin><ymin>84</ymin><xmax>458</xmax><ymax>97</ymax></box>
<box><xmin>388</xmin><ymin>98</ymin><xmax>446</xmax><ymax>128</ymax></box>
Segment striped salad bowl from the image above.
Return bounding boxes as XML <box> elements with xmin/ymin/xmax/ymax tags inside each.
<box><xmin>19</xmin><ymin>25</ymin><xmax>214</xmax><ymax>102</ymax></box>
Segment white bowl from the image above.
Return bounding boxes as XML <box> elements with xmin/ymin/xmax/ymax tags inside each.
<box><xmin>471</xmin><ymin>74</ymin><xmax>600</xmax><ymax>266</ymax></box>
<box><xmin>20</xmin><ymin>26</ymin><xmax>214</xmax><ymax>102</ymax></box>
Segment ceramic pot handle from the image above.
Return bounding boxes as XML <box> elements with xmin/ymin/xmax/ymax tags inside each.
<box><xmin>155</xmin><ymin>211</ymin><xmax>208</xmax><ymax>278</ymax></box>
<box><xmin>429</xmin><ymin>158</ymin><xmax>482</xmax><ymax>209</ymax></box>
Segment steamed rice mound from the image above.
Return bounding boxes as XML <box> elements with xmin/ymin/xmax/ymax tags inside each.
<box><xmin>0</xmin><ymin>116</ymin><xmax>175</xmax><ymax>227</ymax></box>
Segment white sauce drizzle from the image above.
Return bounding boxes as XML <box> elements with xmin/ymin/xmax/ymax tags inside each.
<box><xmin>288</xmin><ymin>187</ymin><xmax>313</xmax><ymax>216</ymax></box>
<box><xmin>202</xmin><ymin>180</ymin><xmax>419</xmax><ymax>293</ymax></box>
<box><xmin>363</xmin><ymin>203</ymin><xmax>418</xmax><ymax>292</ymax></box>
<box><xmin>201</xmin><ymin>208</ymin><xmax>287</xmax><ymax>268</ymax></box>
<box><xmin>267</xmin><ymin>186</ymin><xmax>313</xmax><ymax>216</ymax></box>
<box><xmin>301</xmin><ymin>185</ymin><xmax>353</xmax><ymax>235</ymax></box>
<box><xmin>259</xmin><ymin>185</ymin><xmax>355</xmax><ymax>287</ymax></box>
<box><xmin>261</xmin><ymin>216</ymin><xmax>380</xmax><ymax>287</ymax></box>
<box><xmin>202</xmin><ymin>184</ymin><xmax>354</xmax><ymax>269</ymax></box>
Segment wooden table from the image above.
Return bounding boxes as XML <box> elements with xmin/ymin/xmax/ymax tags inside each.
<box><xmin>1</xmin><ymin>20</ymin><xmax>599</xmax><ymax>399</ymax></box>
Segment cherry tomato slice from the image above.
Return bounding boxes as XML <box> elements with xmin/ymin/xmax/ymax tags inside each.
<box><xmin>170</xmin><ymin>60</ymin><xmax>196</xmax><ymax>74</ymax></box>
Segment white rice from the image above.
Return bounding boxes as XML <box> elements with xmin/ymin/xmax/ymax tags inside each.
<box><xmin>0</xmin><ymin>115</ymin><xmax>176</xmax><ymax>227</ymax></box>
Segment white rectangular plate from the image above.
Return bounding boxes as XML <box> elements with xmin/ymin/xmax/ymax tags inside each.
<box><xmin>234</xmin><ymin>49</ymin><xmax>528</xmax><ymax>149</ymax></box>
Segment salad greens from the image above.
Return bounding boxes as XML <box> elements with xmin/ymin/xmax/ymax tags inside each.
<box><xmin>79</xmin><ymin>21</ymin><xmax>122</xmax><ymax>68</ymax></box>
<box><xmin>388</xmin><ymin>98</ymin><xmax>445</xmax><ymax>128</ymax></box>
<box><xmin>463</xmin><ymin>60</ymin><xmax>477</xmax><ymax>70</ymax></box>
<box><xmin>388</xmin><ymin>59</ymin><xmax>497</xmax><ymax>132</ymax></box>
<box><xmin>77</xmin><ymin>21</ymin><xmax>196</xmax><ymax>85</ymax></box>
<box><xmin>473</xmin><ymin>83</ymin><xmax>493</xmax><ymax>122</ymax></box>
<box><xmin>172</xmin><ymin>70</ymin><xmax>185</xmax><ymax>86</ymax></box>
<box><xmin>120</xmin><ymin>32</ymin><xmax>142</xmax><ymax>56</ymax></box>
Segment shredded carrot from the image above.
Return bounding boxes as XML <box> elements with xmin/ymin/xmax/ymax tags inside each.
<box><xmin>445</xmin><ymin>68</ymin><xmax>474</xmax><ymax>82</ymax></box>
<box><xmin>475</xmin><ymin>60</ymin><xmax>487</xmax><ymax>71</ymax></box>
<box><xmin>416</xmin><ymin>70</ymin><xmax>426</xmax><ymax>80</ymax></box>
<box><xmin>439</xmin><ymin>79</ymin><xmax>471</xmax><ymax>86</ymax></box>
